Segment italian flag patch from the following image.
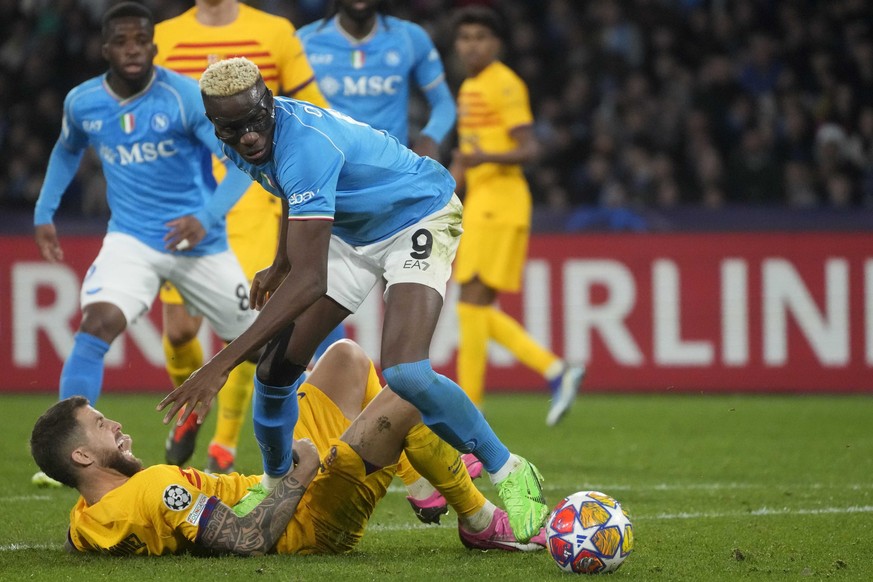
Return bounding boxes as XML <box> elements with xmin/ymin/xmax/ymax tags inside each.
<box><xmin>120</xmin><ymin>113</ymin><xmax>135</xmax><ymax>134</ymax></box>
<box><xmin>351</xmin><ymin>49</ymin><xmax>365</xmax><ymax>69</ymax></box>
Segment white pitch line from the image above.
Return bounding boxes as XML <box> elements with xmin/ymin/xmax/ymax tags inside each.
<box><xmin>544</xmin><ymin>483</ymin><xmax>761</xmax><ymax>492</ymax></box>
<box><xmin>4</xmin><ymin>505</ymin><xmax>871</xmax><ymax>551</ymax></box>
<box><xmin>650</xmin><ymin>505</ymin><xmax>873</xmax><ymax>520</ymax></box>
<box><xmin>367</xmin><ymin>522</ymin><xmax>435</xmax><ymax>533</ymax></box>
<box><xmin>0</xmin><ymin>543</ymin><xmax>62</xmax><ymax>552</ymax></box>
<box><xmin>0</xmin><ymin>495</ymin><xmax>51</xmax><ymax>502</ymax></box>
<box><xmin>387</xmin><ymin>482</ymin><xmax>873</xmax><ymax>494</ymax></box>
<box><xmin>366</xmin><ymin>504</ymin><xmax>873</xmax><ymax>532</ymax></box>
<box><xmin>545</xmin><ymin>482</ymin><xmax>873</xmax><ymax>492</ymax></box>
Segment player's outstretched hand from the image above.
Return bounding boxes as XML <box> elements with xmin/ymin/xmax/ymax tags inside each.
<box><xmin>35</xmin><ymin>223</ymin><xmax>64</xmax><ymax>263</ymax></box>
<box><xmin>156</xmin><ymin>360</ymin><xmax>229</xmax><ymax>425</ymax></box>
<box><xmin>164</xmin><ymin>216</ymin><xmax>206</xmax><ymax>251</ymax></box>
<box><xmin>250</xmin><ymin>263</ymin><xmax>290</xmax><ymax>310</ymax></box>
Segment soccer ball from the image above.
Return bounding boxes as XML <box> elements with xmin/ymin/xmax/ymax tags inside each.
<box><xmin>545</xmin><ymin>491</ymin><xmax>634</xmax><ymax>574</ymax></box>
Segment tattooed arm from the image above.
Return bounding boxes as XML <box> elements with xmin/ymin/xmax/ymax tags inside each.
<box><xmin>198</xmin><ymin>439</ymin><xmax>320</xmax><ymax>556</ymax></box>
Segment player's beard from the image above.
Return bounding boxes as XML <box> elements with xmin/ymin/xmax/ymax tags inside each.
<box><xmin>103</xmin><ymin>449</ymin><xmax>144</xmax><ymax>477</ymax></box>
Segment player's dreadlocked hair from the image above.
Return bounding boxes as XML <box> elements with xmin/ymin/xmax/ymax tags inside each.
<box><xmin>101</xmin><ymin>1</ymin><xmax>154</xmax><ymax>41</ymax></box>
<box><xmin>200</xmin><ymin>57</ymin><xmax>261</xmax><ymax>97</ymax></box>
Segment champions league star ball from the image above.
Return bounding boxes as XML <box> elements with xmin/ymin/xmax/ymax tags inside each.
<box><xmin>546</xmin><ymin>491</ymin><xmax>634</xmax><ymax>574</ymax></box>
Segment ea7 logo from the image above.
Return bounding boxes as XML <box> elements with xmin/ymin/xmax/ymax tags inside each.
<box><xmin>309</xmin><ymin>53</ymin><xmax>334</xmax><ymax>65</ymax></box>
<box><xmin>403</xmin><ymin>259</ymin><xmax>430</xmax><ymax>270</ymax></box>
<box><xmin>288</xmin><ymin>191</ymin><xmax>315</xmax><ymax>205</ymax></box>
<box><xmin>83</xmin><ymin>120</ymin><xmax>103</xmax><ymax>133</ymax></box>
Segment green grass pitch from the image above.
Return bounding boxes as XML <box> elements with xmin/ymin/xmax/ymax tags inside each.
<box><xmin>1</xmin><ymin>392</ymin><xmax>871</xmax><ymax>581</ymax></box>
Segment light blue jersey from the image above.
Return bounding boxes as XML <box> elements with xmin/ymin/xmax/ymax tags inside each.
<box><xmin>34</xmin><ymin>67</ymin><xmax>251</xmax><ymax>256</ymax></box>
<box><xmin>225</xmin><ymin>97</ymin><xmax>455</xmax><ymax>247</ymax></box>
<box><xmin>298</xmin><ymin>15</ymin><xmax>455</xmax><ymax>146</ymax></box>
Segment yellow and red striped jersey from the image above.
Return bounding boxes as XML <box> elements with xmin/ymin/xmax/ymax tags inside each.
<box><xmin>154</xmin><ymin>3</ymin><xmax>326</xmax><ymax>105</ymax></box>
<box><xmin>457</xmin><ymin>60</ymin><xmax>534</xmax><ymax>226</ymax></box>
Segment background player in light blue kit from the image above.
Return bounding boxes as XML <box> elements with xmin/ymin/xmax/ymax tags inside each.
<box><xmin>158</xmin><ymin>57</ymin><xmax>550</xmax><ymax>543</ymax></box>
<box><xmin>32</xmin><ymin>3</ymin><xmax>255</xmax><ymax>485</ymax></box>
<box><xmin>298</xmin><ymin>0</ymin><xmax>456</xmax><ymax>160</ymax></box>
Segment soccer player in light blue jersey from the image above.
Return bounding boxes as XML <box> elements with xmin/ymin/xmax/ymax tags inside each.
<box><xmin>157</xmin><ymin>57</ymin><xmax>550</xmax><ymax>543</ymax></box>
<box><xmin>298</xmin><ymin>0</ymin><xmax>456</xmax><ymax>160</ymax></box>
<box><xmin>32</xmin><ymin>3</ymin><xmax>256</xmax><ymax>485</ymax></box>
<box><xmin>299</xmin><ymin>1</ymin><xmax>461</xmax><ymax>522</ymax></box>
<box><xmin>298</xmin><ymin>0</ymin><xmax>457</xmax><ymax>365</ymax></box>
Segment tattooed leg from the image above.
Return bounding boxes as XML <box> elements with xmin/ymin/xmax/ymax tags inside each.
<box><xmin>339</xmin><ymin>388</ymin><xmax>421</xmax><ymax>469</ymax></box>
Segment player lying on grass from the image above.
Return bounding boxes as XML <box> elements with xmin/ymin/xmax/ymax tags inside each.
<box><xmin>31</xmin><ymin>340</ymin><xmax>546</xmax><ymax>556</ymax></box>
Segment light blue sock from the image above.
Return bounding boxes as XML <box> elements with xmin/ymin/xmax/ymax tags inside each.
<box><xmin>382</xmin><ymin>359</ymin><xmax>510</xmax><ymax>473</ymax></box>
<box><xmin>313</xmin><ymin>323</ymin><xmax>346</xmax><ymax>363</ymax></box>
<box><xmin>252</xmin><ymin>374</ymin><xmax>304</xmax><ymax>477</ymax></box>
<box><xmin>59</xmin><ymin>332</ymin><xmax>111</xmax><ymax>404</ymax></box>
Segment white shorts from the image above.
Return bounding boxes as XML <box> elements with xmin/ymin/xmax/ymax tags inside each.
<box><xmin>326</xmin><ymin>195</ymin><xmax>463</xmax><ymax>312</ymax></box>
<box><xmin>81</xmin><ymin>232</ymin><xmax>256</xmax><ymax>340</ymax></box>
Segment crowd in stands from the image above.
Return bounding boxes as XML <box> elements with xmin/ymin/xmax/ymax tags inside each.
<box><xmin>2</xmin><ymin>0</ymin><xmax>872</xmax><ymax>227</ymax></box>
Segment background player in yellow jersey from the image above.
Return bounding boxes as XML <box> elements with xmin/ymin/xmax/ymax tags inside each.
<box><xmin>30</xmin><ymin>340</ymin><xmax>546</xmax><ymax>556</ymax></box>
<box><xmin>153</xmin><ymin>0</ymin><xmax>335</xmax><ymax>473</ymax></box>
<box><xmin>450</xmin><ymin>6</ymin><xmax>585</xmax><ymax>426</ymax></box>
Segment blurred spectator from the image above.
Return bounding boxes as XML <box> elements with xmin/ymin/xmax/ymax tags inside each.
<box><xmin>783</xmin><ymin>161</ymin><xmax>819</xmax><ymax>208</ymax></box>
<box><xmin>4</xmin><ymin>0</ymin><xmax>873</xmax><ymax>221</ymax></box>
<box><xmin>775</xmin><ymin>98</ymin><xmax>815</xmax><ymax>164</ymax></box>
<box><xmin>825</xmin><ymin>172</ymin><xmax>856</xmax><ymax>208</ymax></box>
<box><xmin>845</xmin><ymin>106</ymin><xmax>873</xmax><ymax>205</ymax></box>
<box><xmin>727</xmin><ymin>127</ymin><xmax>781</xmax><ymax>204</ymax></box>
<box><xmin>737</xmin><ymin>32</ymin><xmax>783</xmax><ymax>98</ymax></box>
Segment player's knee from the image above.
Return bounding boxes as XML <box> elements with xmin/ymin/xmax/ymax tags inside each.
<box><xmin>256</xmin><ymin>361</ymin><xmax>307</xmax><ymax>387</ymax></box>
<box><xmin>165</xmin><ymin>328</ymin><xmax>198</xmax><ymax>346</ymax></box>
<box><xmin>79</xmin><ymin>307</ymin><xmax>125</xmax><ymax>343</ymax></box>
<box><xmin>254</xmin><ymin>323</ymin><xmax>302</xmax><ymax>385</ymax></box>
<box><xmin>164</xmin><ymin>316</ymin><xmax>200</xmax><ymax>346</ymax></box>
<box><xmin>383</xmin><ymin>361</ymin><xmax>436</xmax><ymax>403</ymax></box>
<box><xmin>320</xmin><ymin>339</ymin><xmax>368</xmax><ymax>370</ymax></box>
<box><xmin>256</xmin><ymin>343</ymin><xmax>306</xmax><ymax>387</ymax></box>
<box><xmin>255</xmin><ymin>352</ymin><xmax>272</xmax><ymax>381</ymax></box>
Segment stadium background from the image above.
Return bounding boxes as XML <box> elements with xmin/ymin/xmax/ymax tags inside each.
<box><xmin>1</xmin><ymin>0</ymin><xmax>872</xmax><ymax>394</ymax></box>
